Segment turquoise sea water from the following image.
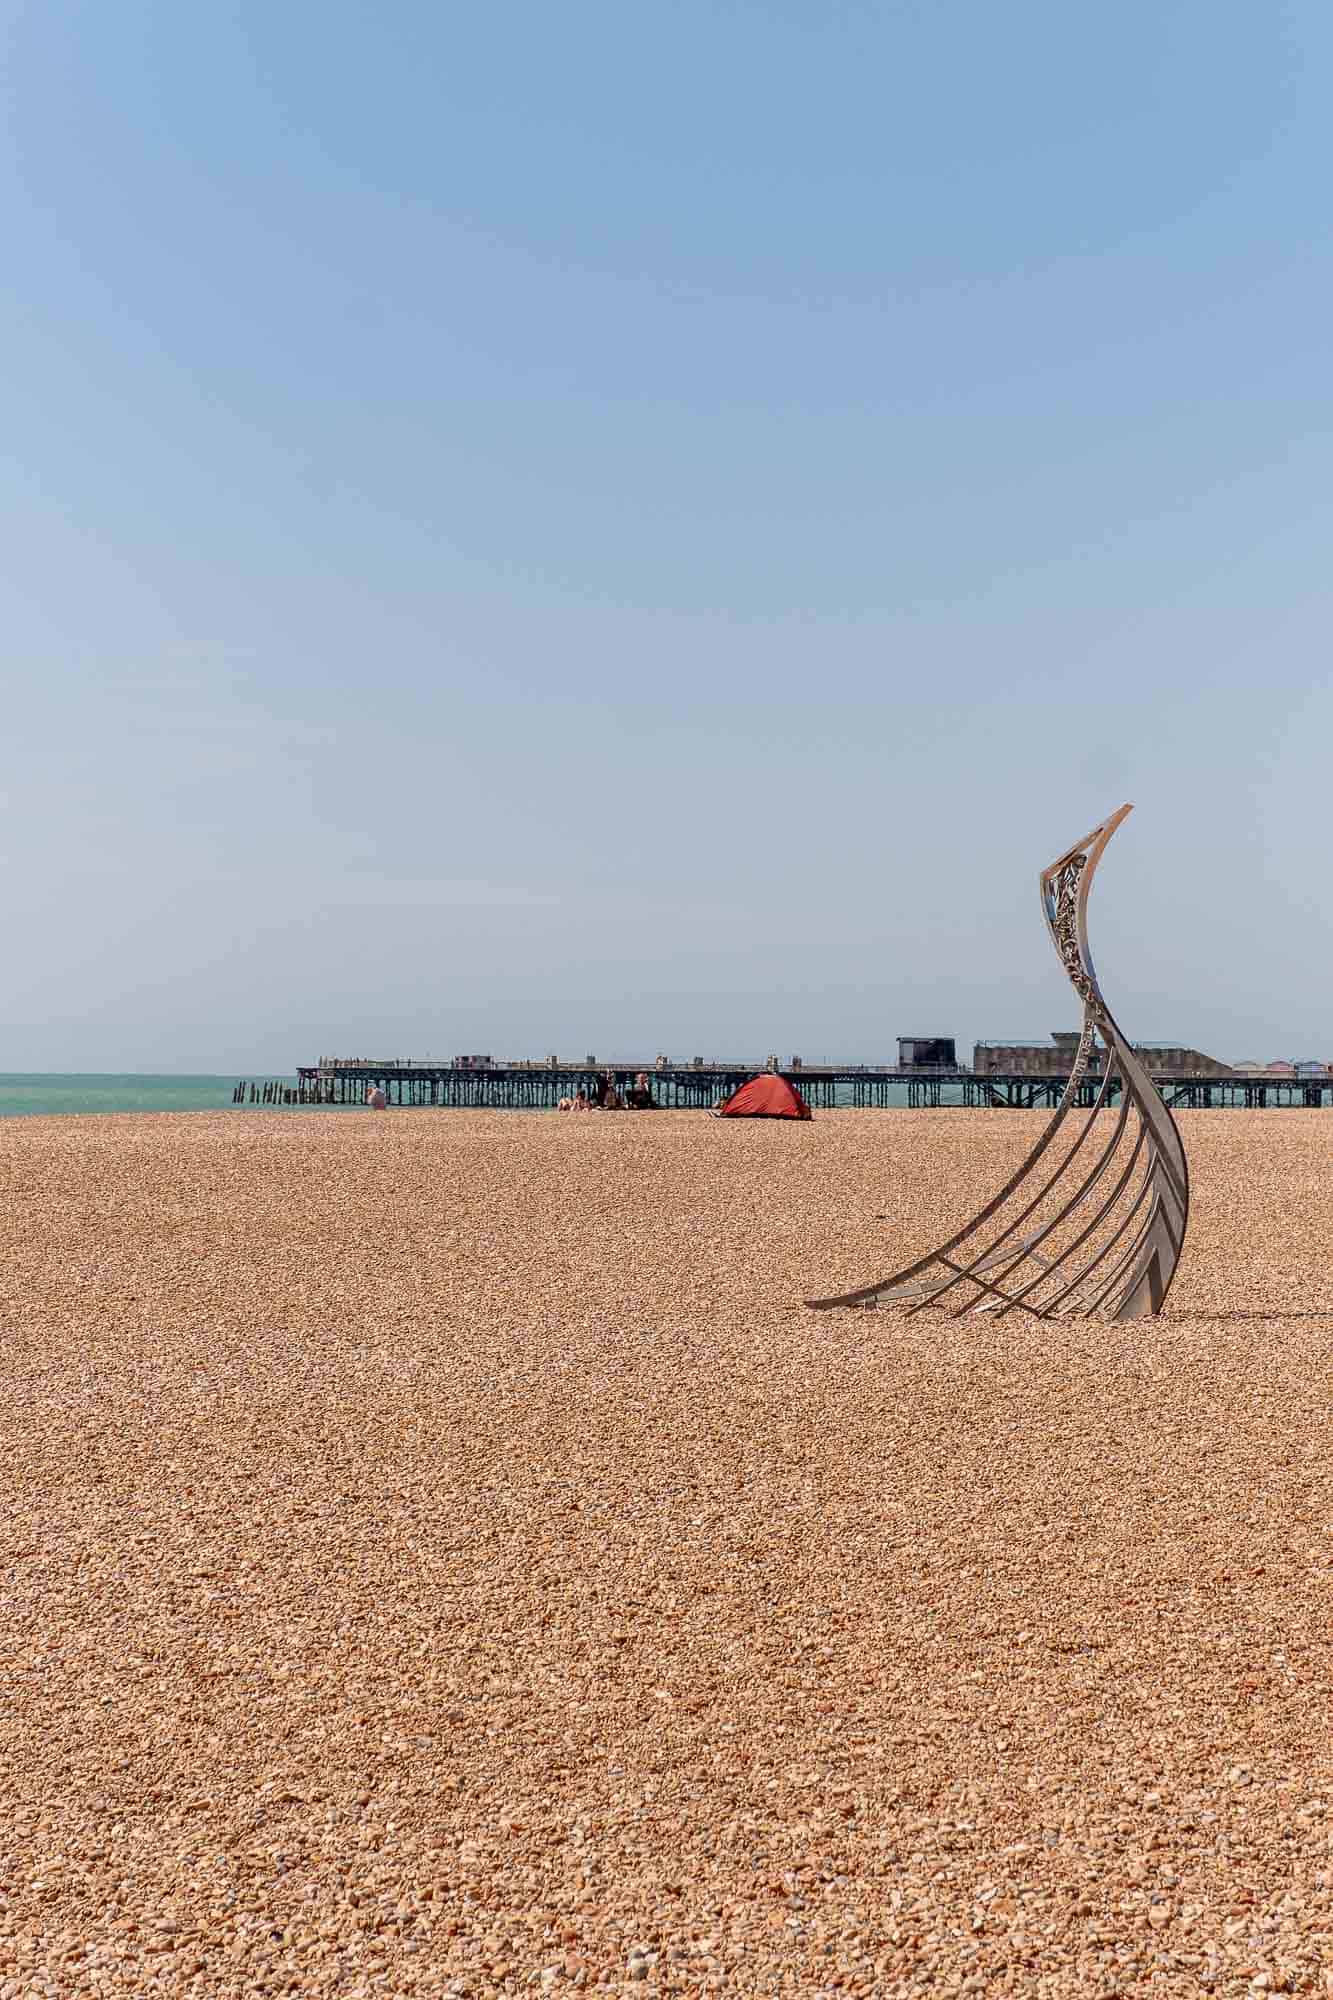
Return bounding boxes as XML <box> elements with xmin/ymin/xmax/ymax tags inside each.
<box><xmin>0</xmin><ymin>1074</ymin><xmax>295</xmax><ymax>1119</ymax></box>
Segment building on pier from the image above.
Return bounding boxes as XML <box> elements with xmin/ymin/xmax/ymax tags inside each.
<box><xmin>972</xmin><ymin>1033</ymin><xmax>1233</xmax><ymax>1078</ymax></box>
<box><xmin>897</xmin><ymin>1037</ymin><xmax>957</xmax><ymax>1069</ymax></box>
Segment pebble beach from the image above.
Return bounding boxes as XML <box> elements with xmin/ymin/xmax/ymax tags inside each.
<box><xmin>1</xmin><ymin>1106</ymin><xmax>1329</xmax><ymax>1997</ymax></box>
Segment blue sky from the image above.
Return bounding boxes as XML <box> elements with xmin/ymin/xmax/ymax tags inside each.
<box><xmin>4</xmin><ymin>0</ymin><xmax>1331</xmax><ymax>1069</ymax></box>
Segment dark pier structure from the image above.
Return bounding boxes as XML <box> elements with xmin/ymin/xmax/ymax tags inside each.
<box><xmin>959</xmin><ymin>1070</ymin><xmax>1333</xmax><ymax>1110</ymax></box>
<box><xmin>237</xmin><ymin>1061</ymin><xmax>907</xmax><ymax>1111</ymax></box>
<box><xmin>230</xmin><ymin>1052</ymin><xmax>1333</xmax><ymax>1111</ymax></box>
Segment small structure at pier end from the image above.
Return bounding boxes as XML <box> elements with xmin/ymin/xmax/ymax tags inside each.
<box><xmin>898</xmin><ymin>1036</ymin><xmax>957</xmax><ymax>1069</ymax></box>
<box><xmin>807</xmin><ymin>805</ymin><xmax>1189</xmax><ymax>1321</ymax></box>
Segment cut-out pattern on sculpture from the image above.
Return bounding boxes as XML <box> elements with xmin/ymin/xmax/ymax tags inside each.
<box><xmin>807</xmin><ymin>805</ymin><xmax>1189</xmax><ymax>1320</ymax></box>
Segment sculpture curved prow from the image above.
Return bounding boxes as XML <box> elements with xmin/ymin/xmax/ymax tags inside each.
<box><xmin>807</xmin><ymin>805</ymin><xmax>1189</xmax><ymax>1320</ymax></box>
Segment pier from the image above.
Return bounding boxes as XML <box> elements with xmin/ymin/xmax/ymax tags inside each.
<box><xmin>230</xmin><ymin>1060</ymin><xmax>1333</xmax><ymax>1111</ymax></box>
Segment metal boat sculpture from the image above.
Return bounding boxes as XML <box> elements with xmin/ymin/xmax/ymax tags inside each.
<box><xmin>807</xmin><ymin>805</ymin><xmax>1189</xmax><ymax>1320</ymax></box>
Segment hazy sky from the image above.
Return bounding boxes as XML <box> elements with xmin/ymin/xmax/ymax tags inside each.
<box><xmin>4</xmin><ymin>0</ymin><xmax>1332</xmax><ymax>1070</ymax></box>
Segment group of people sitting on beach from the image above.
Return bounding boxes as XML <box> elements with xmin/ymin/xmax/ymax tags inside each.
<box><xmin>558</xmin><ymin>1071</ymin><xmax>656</xmax><ymax>1113</ymax></box>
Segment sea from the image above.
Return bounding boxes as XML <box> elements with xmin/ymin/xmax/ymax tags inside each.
<box><xmin>0</xmin><ymin>1074</ymin><xmax>298</xmax><ymax>1119</ymax></box>
<box><xmin>0</xmin><ymin>1074</ymin><xmax>937</xmax><ymax>1119</ymax></box>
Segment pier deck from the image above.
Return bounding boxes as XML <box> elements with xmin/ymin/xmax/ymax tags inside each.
<box><xmin>231</xmin><ymin>1062</ymin><xmax>1333</xmax><ymax>1110</ymax></box>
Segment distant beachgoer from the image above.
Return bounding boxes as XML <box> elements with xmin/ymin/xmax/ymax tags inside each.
<box><xmin>367</xmin><ymin>1086</ymin><xmax>387</xmax><ymax>1110</ymax></box>
<box><xmin>558</xmin><ymin>1095</ymin><xmax>574</xmax><ymax>1113</ymax></box>
<box><xmin>571</xmin><ymin>1090</ymin><xmax>590</xmax><ymax>1112</ymax></box>
<box><xmin>603</xmin><ymin>1075</ymin><xmax>624</xmax><ymax>1110</ymax></box>
<box><xmin>627</xmin><ymin>1071</ymin><xmax>656</xmax><ymax>1109</ymax></box>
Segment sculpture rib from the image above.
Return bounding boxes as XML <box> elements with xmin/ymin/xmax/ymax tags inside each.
<box><xmin>807</xmin><ymin>804</ymin><xmax>1189</xmax><ymax>1320</ymax></box>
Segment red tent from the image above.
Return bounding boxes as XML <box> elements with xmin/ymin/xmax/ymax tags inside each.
<box><xmin>713</xmin><ymin>1073</ymin><xmax>812</xmax><ymax>1119</ymax></box>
